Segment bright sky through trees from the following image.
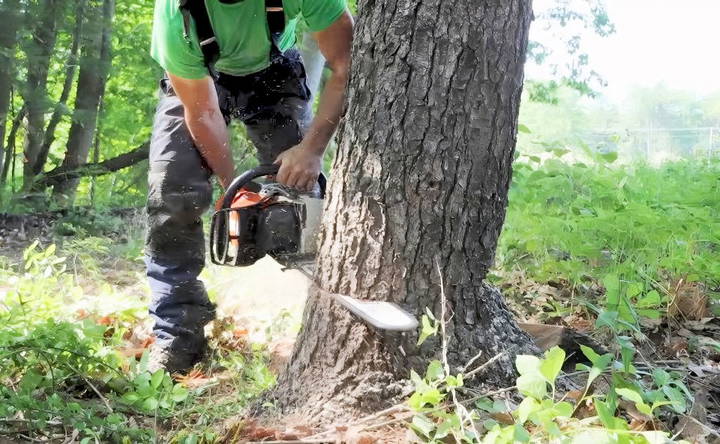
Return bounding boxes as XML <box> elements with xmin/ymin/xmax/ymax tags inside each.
<box><xmin>529</xmin><ymin>0</ymin><xmax>720</xmax><ymax>100</ymax></box>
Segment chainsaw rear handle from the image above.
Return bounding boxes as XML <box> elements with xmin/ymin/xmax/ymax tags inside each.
<box><xmin>220</xmin><ymin>164</ymin><xmax>327</xmax><ymax>209</ymax></box>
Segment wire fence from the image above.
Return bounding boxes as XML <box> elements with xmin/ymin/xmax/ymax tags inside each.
<box><xmin>580</xmin><ymin>127</ymin><xmax>720</xmax><ymax>162</ymax></box>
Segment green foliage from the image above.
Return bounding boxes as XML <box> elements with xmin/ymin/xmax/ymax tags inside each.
<box><xmin>407</xmin><ymin>312</ymin><xmax>694</xmax><ymax>443</ymax></box>
<box><xmin>0</xmin><ymin>241</ymin><xmax>282</xmax><ymax>441</ymax></box>
<box><xmin>498</xmin><ymin>149</ymin><xmax>720</xmax><ymax>324</ymax></box>
<box><xmin>481</xmin><ymin>348</ymin><xmax>683</xmax><ymax>444</ymax></box>
<box><xmin>528</xmin><ymin>0</ymin><xmax>616</xmax><ymax>97</ymax></box>
<box><xmin>121</xmin><ymin>368</ymin><xmax>190</xmax><ymax>413</ymax></box>
<box><xmin>0</xmin><ymin>243</ymin><xmax>176</xmax><ymax>441</ymax></box>
<box><xmin>0</xmin><ymin>287</ymin><xmax>151</xmax><ymax>440</ymax></box>
<box><xmin>406</xmin><ymin>345</ymin><xmax>690</xmax><ymax>443</ymax></box>
<box><xmin>417</xmin><ymin>308</ymin><xmax>439</xmax><ymax>346</ymax></box>
<box><xmin>407</xmin><ymin>360</ymin><xmax>474</xmax><ymax>443</ymax></box>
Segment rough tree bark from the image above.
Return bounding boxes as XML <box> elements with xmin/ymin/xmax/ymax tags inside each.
<box><xmin>21</xmin><ymin>0</ymin><xmax>65</xmax><ymax>190</ymax></box>
<box><xmin>273</xmin><ymin>0</ymin><xmax>536</xmax><ymax>422</ymax></box>
<box><xmin>0</xmin><ymin>0</ymin><xmax>22</xmax><ymax>179</ymax></box>
<box><xmin>52</xmin><ymin>0</ymin><xmax>114</xmax><ymax>202</ymax></box>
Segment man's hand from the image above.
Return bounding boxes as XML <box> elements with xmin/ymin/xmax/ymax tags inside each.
<box><xmin>274</xmin><ymin>143</ymin><xmax>323</xmax><ymax>192</ymax></box>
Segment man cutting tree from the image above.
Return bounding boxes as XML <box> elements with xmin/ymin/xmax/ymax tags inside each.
<box><xmin>145</xmin><ymin>0</ymin><xmax>352</xmax><ymax>373</ymax></box>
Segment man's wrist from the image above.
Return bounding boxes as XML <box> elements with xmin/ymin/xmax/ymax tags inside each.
<box><xmin>299</xmin><ymin>136</ymin><xmax>328</xmax><ymax>157</ymax></box>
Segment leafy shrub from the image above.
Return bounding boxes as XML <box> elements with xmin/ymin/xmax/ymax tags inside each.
<box><xmin>498</xmin><ymin>153</ymin><xmax>720</xmax><ymax>321</ymax></box>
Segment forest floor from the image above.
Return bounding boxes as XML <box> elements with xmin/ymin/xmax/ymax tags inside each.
<box><xmin>1</xmin><ymin>158</ymin><xmax>719</xmax><ymax>443</ymax></box>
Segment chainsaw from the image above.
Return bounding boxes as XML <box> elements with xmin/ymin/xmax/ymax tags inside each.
<box><xmin>209</xmin><ymin>165</ymin><xmax>418</xmax><ymax>332</ymax></box>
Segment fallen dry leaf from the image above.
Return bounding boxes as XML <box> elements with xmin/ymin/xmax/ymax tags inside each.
<box><xmin>75</xmin><ymin>309</ymin><xmax>90</xmax><ymax>320</ymax></box>
<box><xmin>490</xmin><ymin>412</ymin><xmax>514</xmax><ymax>425</ymax></box>
<box><xmin>174</xmin><ymin>369</ymin><xmax>216</xmax><ymax>388</ymax></box>
<box><xmin>97</xmin><ymin>315</ymin><xmax>115</xmax><ymax>326</ymax></box>
<box><xmin>669</xmin><ymin>280</ymin><xmax>710</xmax><ymax>321</ymax></box>
<box><xmin>233</xmin><ymin>327</ymin><xmax>249</xmax><ymax>337</ymax></box>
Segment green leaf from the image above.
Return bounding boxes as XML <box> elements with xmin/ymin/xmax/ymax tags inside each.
<box><xmin>121</xmin><ymin>392</ymin><xmax>140</xmax><ymax>404</ymax></box>
<box><xmin>475</xmin><ymin>397</ymin><xmax>494</xmax><ymax>412</ymax></box>
<box><xmin>652</xmin><ymin>368</ymin><xmax>670</xmax><ymax>387</ymax></box>
<box><xmin>417</xmin><ymin>314</ymin><xmax>438</xmax><ymax>346</ymax></box>
<box><xmin>539</xmin><ymin>346</ymin><xmax>565</xmax><ymax>386</ymax></box>
<box><xmin>420</xmin><ymin>389</ymin><xmax>444</xmax><ymax>407</ymax></box>
<box><xmin>150</xmin><ymin>370</ymin><xmax>164</xmax><ymax>389</ymax></box>
<box><xmin>637</xmin><ymin>290</ymin><xmax>661</xmax><ymax>308</ymax></box>
<box><xmin>617</xmin><ymin>336</ymin><xmax>636</xmax><ymax>374</ymax></box>
<box><xmin>554</xmin><ymin>401</ymin><xmax>573</xmax><ymax>418</ymax></box>
<box><xmin>516</xmin><ymin>355</ymin><xmax>541</xmax><ymax>376</ymax></box>
<box><xmin>518</xmin><ymin>124</ymin><xmax>532</xmax><ymax>134</ymax></box>
<box><xmin>513</xmin><ymin>424</ymin><xmax>531</xmax><ymax>442</ymax></box>
<box><xmin>410</xmin><ymin>370</ymin><xmax>423</xmax><ymax>387</ymax></box>
<box><xmin>602</xmin><ymin>274</ymin><xmax>620</xmax><ymax>308</ymax></box>
<box><xmin>662</xmin><ymin>386</ymin><xmax>686</xmax><ymax>414</ymax></box>
<box><xmin>171</xmin><ymin>385</ymin><xmax>189</xmax><ymax>403</ymax></box>
<box><xmin>595</xmin><ymin>310</ymin><xmax>619</xmax><ymax>330</ymax></box>
<box><xmin>600</xmin><ymin>151</ymin><xmax>618</xmax><ymax>163</ymax></box>
<box><xmin>483</xmin><ymin>419</ymin><xmax>499</xmax><ymax>431</ymax></box>
<box><xmin>434</xmin><ymin>420</ymin><xmax>452</xmax><ymax>440</ymax></box>
<box><xmin>141</xmin><ymin>397</ymin><xmax>159</xmax><ymax>411</ymax></box>
<box><xmin>615</xmin><ymin>387</ymin><xmax>643</xmax><ymax>405</ymax></box>
<box><xmin>580</xmin><ymin>345</ymin><xmax>601</xmax><ymax>365</ymax></box>
<box><xmin>616</xmin><ymin>387</ymin><xmax>652</xmax><ymax>415</ymax></box>
<box><xmin>133</xmin><ymin>372</ymin><xmax>151</xmax><ymax>389</ymax></box>
<box><xmin>594</xmin><ymin>400</ymin><xmax>620</xmax><ymax>430</ymax></box>
<box><xmin>411</xmin><ymin>414</ymin><xmax>435</xmax><ymax>438</ymax></box>
<box><xmin>445</xmin><ymin>374</ymin><xmax>463</xmax><ymax>388</ymax></box>
<box><xmin>517</xmin><ymin>373</ymin><xmax>547</xmax><ymax>400</ymax></box>
<box><xmin>515</xmin><ymin>397</ymin><xmax>541</xmax><ymax>423</ymax></box>
<box><xmin>425</xmin><ymin>360</ymin><xmax>444</xmax><ymax>381</ymax></box>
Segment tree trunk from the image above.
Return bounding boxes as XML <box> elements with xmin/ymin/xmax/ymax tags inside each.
<box><xmin>0</xmin><ymin>0</ymin><xmax>22</xmax><ymax>179</ymax></box>
<box><xmin>21</xmin><ymin>0</ymin><xmax>65</xmax><ymax>190</ymax></box>
<box><xmin>273</xmin><ymin>0</ymin><xmax>536</xmax><ymax>422</ymax></box>
<box><xmin>1</xmin><ymin>106</ymin><xmax>25</xmax><ymax>185</ymax></box>
<box><xmin>34</xmin><ymin>0</ymin><xmax>88</xmax><ymax>178</ymax></box>
<box><xmin>52</xmin><ymin>0</ymin><xmax>114</xmax><ymax>203</ymax></box>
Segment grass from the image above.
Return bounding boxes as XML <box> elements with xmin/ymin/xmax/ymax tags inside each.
<box><xmin>496</xmin><ymin>151</ymin><xmax>720</xmax><ymax>322</ymax></box>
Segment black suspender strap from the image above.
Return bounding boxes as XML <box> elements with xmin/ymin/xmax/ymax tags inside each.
<box><xmin>179</xmin><ymin>0</ymin><xmax>286</xmax><ymax>74</ymax></box>
<box><xmin>265</xmin><ymin>0</ymin><xmax>285</xmax><ymax>36</ymax></box>
<box><xmin>180</xmin><ymin>0</ymin><xmax>221</xmax><ymax>71</ymax></box>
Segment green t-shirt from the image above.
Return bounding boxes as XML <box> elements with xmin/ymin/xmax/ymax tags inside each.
<box><xmin>151</xmin><ymin>0</ymin><xmax>345</xmax><ymax>79</ymax></box>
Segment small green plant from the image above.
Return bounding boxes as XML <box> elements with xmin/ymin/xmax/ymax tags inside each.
<box><xmin>119</xmin><ymin>352</ymin><xmax>189</xmax><ymax>413</ymax></box>
<box><xmin>406</xmin><ymin>302</ymin><xmax>693</xmax><ymax>443</ymax></box>
<box><xmin>479</xmin><ymin>346</ymin><xmax>687</xmax><ymax>443</ymax></box>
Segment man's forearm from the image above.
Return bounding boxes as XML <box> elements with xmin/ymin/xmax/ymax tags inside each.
<box><xmin>184</xmin><ymin>109</ymin><xmax>235</xmax><ymax>188</ymax></box>
<box><xmin>302</xmin><ymin>69</ymin><xmax>348</xmax><ymax>156</ymax></box>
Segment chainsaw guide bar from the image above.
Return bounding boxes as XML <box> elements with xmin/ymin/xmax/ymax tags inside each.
<box><xmin>279</xmin><ymin>258</ymin><xmax>419</xmax><ymax>332</ymax></box>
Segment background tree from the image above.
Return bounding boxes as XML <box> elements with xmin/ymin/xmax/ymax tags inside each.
<box><xmin>0</xmin><ymin>0</ymin><xmax>22</xmax><ymax>179</ymax></box>
<box><xmin>20</xmin><ymin>0</ymin><xmax>66</xmax><ymax>190</ymax></box>
<box><xmin>0</xmin><ymin>0</ymin><xmax>156</xmax><ymax>207</ymax></box>
<box><xmin>273</xmin><ymin>0</ymin><xmax>536</xmax><ymax>421</ymax></box>
<box><xmin>52</xmin><ymin>0</ymin><xmax>114</xmax><ymax>202</ymax></box>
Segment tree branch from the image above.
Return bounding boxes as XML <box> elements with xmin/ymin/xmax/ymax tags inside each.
<box><xmin>35</xmin><ymin>140</ymin><xmax>149</xmax><ymax>188</ymax></box>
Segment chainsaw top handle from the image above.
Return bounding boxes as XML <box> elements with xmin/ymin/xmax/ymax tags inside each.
<box><xmin>220</xmin><ymin>164</ymin><xmax>327</xmax><ymax>209</ymax></box>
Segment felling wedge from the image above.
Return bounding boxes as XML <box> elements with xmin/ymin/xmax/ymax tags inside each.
<box><xmin>209</xmin><ymin>165</ymin><xmax>419</xmax><ymax>332</ymax></box>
